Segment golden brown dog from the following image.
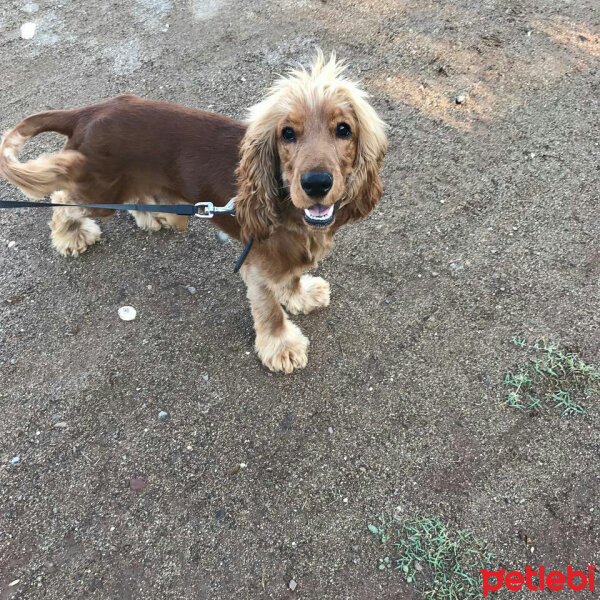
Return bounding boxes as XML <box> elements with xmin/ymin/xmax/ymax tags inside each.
<box><xmin>0</xmin><ymin>52</ymin><xmax>387</xmax><ymax>373</ymax></box>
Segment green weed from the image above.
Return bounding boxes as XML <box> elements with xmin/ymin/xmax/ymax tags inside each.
<box><xmin>368</xmin><ymin>515</ymin><xmax>494</xmax><ymax>599</ymax></box>
<box><xmin>504</xmin><ymin>337</ymin><xmax>599</xmax><ymax>416</ymax></box>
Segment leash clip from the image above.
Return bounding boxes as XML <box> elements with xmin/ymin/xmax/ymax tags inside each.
<box><xmin>194</xmin><ymin>201</ymin><xmax>215</xmax><ymax>218</ymax></box>
<box><xmin>194</xmin><ymin>198</ymin><xmax>236</xmax><ymax>219</ymax></box>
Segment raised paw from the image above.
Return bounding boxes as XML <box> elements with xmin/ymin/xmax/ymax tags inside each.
<box><xmin>255</xmin><ymin>321</ymin><xmax>309</xmax><ymax>373</ymax></box>
<box><xmin>285</xmin><ymin>275</ymin><xmax>330</xmax><ymax>315</ymax></box>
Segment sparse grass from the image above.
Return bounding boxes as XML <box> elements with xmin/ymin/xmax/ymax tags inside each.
<box><xmin>504</xmin><ymin>337</ymin><xmax>600</xmax><ymax>416</ymax></box>
<box><xmin>368</xmin><ymin>514</ymin><xmax>494</xmax><ymax>599</ymax></box>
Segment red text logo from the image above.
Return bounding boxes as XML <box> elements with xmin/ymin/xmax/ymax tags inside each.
<box><xmin>482</xmin><ymin>564</ymin><xmax>595</xmax><ymax>596</ymax></box>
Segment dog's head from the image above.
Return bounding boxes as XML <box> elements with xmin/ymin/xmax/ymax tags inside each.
<box><xmin>235</xmin><ymin>51</ymin><xmax>387</xmax><ymax>242</ymax></box>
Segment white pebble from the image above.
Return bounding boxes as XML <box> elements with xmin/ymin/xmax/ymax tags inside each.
<box><xmin>118</xmin><ymin>306</ymin><xmax>137</xmax><ymax>321</ymax></box>
<box><xmin>187</xmin><ymin>286</ymin><xmax>197</xmax><ymax>295</ymax></box>
<box><xmin>215</xmin><ymin>230</ymin><xmax>230</xmax><ymax>243</ymax></box>
<box><xmin>7</xmin><ymin>241</ymin><xmax>16</xmax><ymax>248</ymax></box>
<box><xmin>8</xmin><ymin>579</ymin><xmax>20</xmax><ymax>587</ymax></box>
<box><xmin>20</xmin><ymin>22</ymin><xmax>36</xmax><ymax>39</ymax></box>
<box><xmin>289</xmin><ymin>579</ymin><xmax>297</xmax><ymax>591</ymax></box>
<box><xmin>10</xmin><ymin>456</ymin><xmax>20</xmax><ymax>464</ymax></box>
<box><xmin>328</xmin><ymin>427</ymin><xmax>334</xmax><ymax>434</ymax></box>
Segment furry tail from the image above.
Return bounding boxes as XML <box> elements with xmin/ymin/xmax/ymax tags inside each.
<box><xmin>0</xmin><ymin>109</ymin><xmax>86</xmax><ymax>199</ymax></box>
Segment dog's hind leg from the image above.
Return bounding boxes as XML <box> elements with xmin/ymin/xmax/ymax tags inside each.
<box><xmin>129</xmin><ymin>196</ymin><xmax>187</xmax><ymax>232</ymax></box>
<box><xmin>49</xmin><ymin>190</ymin><xmax>102</xmax><ymax>257</ymax></box>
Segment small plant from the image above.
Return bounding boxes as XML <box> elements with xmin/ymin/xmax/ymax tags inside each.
<box><xmin>504</xmin><ymin>337</ymin><xmax>599</xmax><ymax>416</ymax></box>
<box><xmin>368</xmin><ymin>515</ymin><xmax>494</xmax><ymax>599</ymax></box>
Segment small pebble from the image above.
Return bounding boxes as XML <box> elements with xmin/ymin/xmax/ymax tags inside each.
<box><xmin>158</xmin><ymin>410</ymin><xmax>169</xmax><ymax>422</ymax></box>
<box><xmin>118</xmin><ymin>306</ymin><xmax>137</xmax><ymax>321</ymax></box>
<box><xmin>130</xmin><ymin>477</ymin><xmax>146</xmax><ymax>491</ymax></box>
<box><xmin>7</xmin><ymin>241</ymin><xmax>16</xmax><ymax>249</ymax></box>
<box><xmin>187</xmin><ymin>286</ymin><xmax>197</xmax><ymax>295</ymax></box>
<box><xmin>202</xmin><ymin>374</ymin><xmax>209</xmax><ymax>381</ymax></box>
<box><xmin>8</xmin><ymin>579</ymin><xmax>20</xmax><ymax>588</ymax></box>
<box><xmin>455</xmin><ymin>93</ymin><xmax>466</xmax><ymax>104</ymax></box>
<box><xmin>54</xmin><ymin>422</ymin><xmax>67</xmax><ymax>428</ymax></box>
<box><xmin>289</xmin><ymin>579</ymin><xmax>297</xmax><ymax>591</ymax></box>
<box><xmin>328</xmin><ymin>426</ymin><xmax>334</xmax><ymax>434</ymax></box>
<box><xmin>215</xmin><ymin>231</ymin><xmax>230</xmax><ymax>243</ymax></box>
<box><xmin>20</xmin><ymin>22</ymin><xmax>36</xmax><ymax>39</ymax></box>
<box><xmin>10</xmin><ymin>456</ymin><xmax>20</xmax><ymax>464</ymax></box>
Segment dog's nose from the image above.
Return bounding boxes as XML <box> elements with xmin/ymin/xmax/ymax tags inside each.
<box><xmin>301</xmin><ymin>171</ymin><xmax>333</xmax><ymax>197</ymax></box>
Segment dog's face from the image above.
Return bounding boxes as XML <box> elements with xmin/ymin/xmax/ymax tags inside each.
<box><xmin>235</xmin><ymin>53</ymin><xmax>387</xmax><ymax>242</ymax></box>
<box><xmin>277</xmin><ymin>100</ymin><xmax>358</xmax><ymax>229</ymax></box>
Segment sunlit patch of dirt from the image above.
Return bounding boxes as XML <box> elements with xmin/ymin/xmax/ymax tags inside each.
<box><xmin>535</xmin><ymin>16</ymin><xmax>600</xmax><ymax>59</ymax></box>
<box><xmin>375</xmin><ymin>74</ymin><xmax>495</xmax><ymax>130</ymax></box>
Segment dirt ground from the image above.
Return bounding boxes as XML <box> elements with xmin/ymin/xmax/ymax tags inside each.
<box><xmin>1</xmin><ymin>0</ymin><xmax>599</xmax><ymax>598</ymax></box>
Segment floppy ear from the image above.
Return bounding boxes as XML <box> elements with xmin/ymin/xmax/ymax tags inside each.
<box><xmin>339</xmin><ymin>88</ymin><xmax>387</xmax><ymax>224</ymax></box>
<box><xmin>342</xmin><ymin>149</ymin><xmax>385</xmax><ymax>223</ymax></box>
<box><xmin>235</xmin><ymin>126</ymin><xmax>280</xmax><ymax>243</ymax></box>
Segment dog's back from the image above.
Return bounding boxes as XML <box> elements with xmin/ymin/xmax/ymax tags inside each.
<box><xmin>0</xmin><ymin>95</ymin><xmax>246</xmax><ymax>203</ymax></box>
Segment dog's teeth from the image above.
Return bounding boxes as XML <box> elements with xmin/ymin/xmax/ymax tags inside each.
<box><xmin>304</xmin><ymin>205</ymin><xmax>334</xmax><ymax>221</ymax></box>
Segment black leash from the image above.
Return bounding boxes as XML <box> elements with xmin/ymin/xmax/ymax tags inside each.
<box><xmin>0</xmin><ymin>197</ymin><xmax>253</xmax><ymax>272</ymax></box>
<box><xmin>0</xmin><ymin>198</ymin><xmax>218</xmax><ymax>216</ymax></box>
<box><xmin>233</xmin><ymin>236</ymin><xmax>253</xmax><ymax>274</ymax></box>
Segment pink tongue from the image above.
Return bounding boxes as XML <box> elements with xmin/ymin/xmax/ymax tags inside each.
<box><xmin>308</xmin><ymin>204</ymin><xmax>329</xmax><ymax>217</ymax></box>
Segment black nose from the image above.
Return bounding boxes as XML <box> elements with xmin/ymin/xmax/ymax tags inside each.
<box><xmin>300</xmin><ymin>171</ymin><xmax>333</xmax><ymax>197</ymax></box>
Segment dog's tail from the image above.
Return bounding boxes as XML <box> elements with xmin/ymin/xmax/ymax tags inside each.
<box><xmin>0</xmin><ymin>109</ymin><xmax>86</xmax><ymax>199</ymax></box>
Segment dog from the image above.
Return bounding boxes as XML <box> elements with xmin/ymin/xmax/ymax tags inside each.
<box><xmin>0</xmin><ymin>52</ymin><xmax>387</xmax><ymax>373</ymax></box>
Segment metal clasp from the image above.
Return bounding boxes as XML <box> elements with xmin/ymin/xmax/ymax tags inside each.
<box><xmin>194</xmin><ymin>198</ymin><xmax>236</xmax><ymax>219</ymax></box>
<box><xmin>194</xmin><ymin>201</ymin><xmax>215</xmax><ymax>218</ymax></box>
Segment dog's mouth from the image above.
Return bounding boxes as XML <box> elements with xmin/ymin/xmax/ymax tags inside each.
<box><xmin>303</xmin><ymin>203</ymin><xmax>336</xmax><ymax>228</ymax></box>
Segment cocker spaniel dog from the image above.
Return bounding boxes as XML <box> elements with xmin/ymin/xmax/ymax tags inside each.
<box><xmin>0</xmin><ymin>52</ymin><xmax>387</xmax><ymax>373</ymax></box>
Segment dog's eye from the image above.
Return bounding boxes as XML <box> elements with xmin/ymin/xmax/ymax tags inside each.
<box><xmin>336</xmin><ymin>122</ymin><xmax>352</xmax><ymax>139</ymax></box>
<box><xmin>281</xmin><ymin>127</ymin><xmax>296</xmax><ymax>143</ymax></box>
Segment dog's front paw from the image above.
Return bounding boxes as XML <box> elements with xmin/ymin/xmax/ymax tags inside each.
<box><xmin>255</xmin><ymin>321</ymin><xmax>309</xmax><ymax>373</ymax></box>
<box><xmin>285</xmin><ymin>276</ymin><xmax>330</xmax><ymax>315</ymax></box>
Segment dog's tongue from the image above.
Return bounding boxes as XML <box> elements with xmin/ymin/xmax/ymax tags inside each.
<box><xmin>307</xmin><ymin>204</ymin><xmax>333</xmax><ymax>218</ymax></box>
